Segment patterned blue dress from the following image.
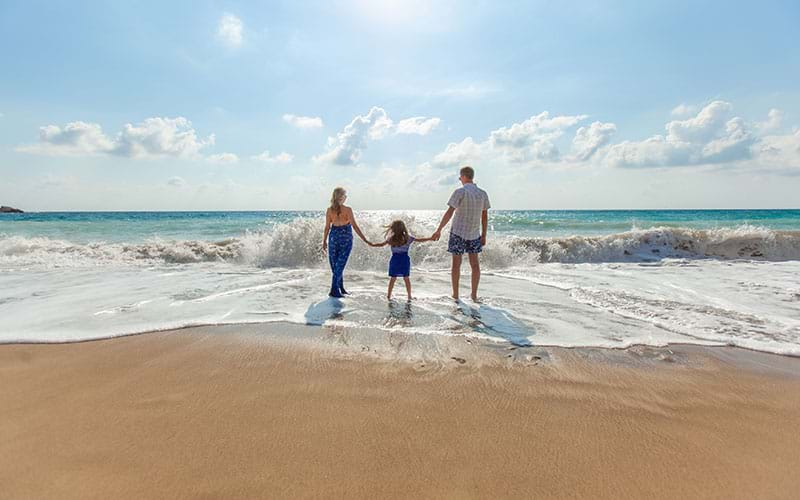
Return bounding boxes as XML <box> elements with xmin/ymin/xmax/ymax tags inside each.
<box><xmin>328</xmin><ymin>223</ymin><xmax>353</xmax><ymax>297</ymax></box>
<box><xmin>388</xmin><ymin>236</ymin><xmax>414</xmax><ymax>277</ymax></box>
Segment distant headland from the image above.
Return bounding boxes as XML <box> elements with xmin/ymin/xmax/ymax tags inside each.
<box><xmin>0</xmin><ymin>206</ymin><xmax>24</xmax><ymax>213</ymax></box>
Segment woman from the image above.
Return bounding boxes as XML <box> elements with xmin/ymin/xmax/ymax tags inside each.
<box><xmin>322</xmin><ymin>187</ymin><xmax>371</xmax><ymax>297</ymax></box>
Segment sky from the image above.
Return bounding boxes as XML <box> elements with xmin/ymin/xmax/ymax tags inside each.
<box><xmin>1</xmin><ymin>0</ymin><xmax>799</xmax><ymax>211</ymax></box>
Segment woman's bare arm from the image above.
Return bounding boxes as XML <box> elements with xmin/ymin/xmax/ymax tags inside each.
<box><xmin>322</xmin><ymin>208</ymin><xmax>332</xmax><ymax>251</ymax></box>
<box><xmin>348</xmin><ymin>208</ymin><xmax>371</xmax><ymax>244</ymax></box>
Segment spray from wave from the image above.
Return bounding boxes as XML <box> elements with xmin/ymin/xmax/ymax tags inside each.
<box><xmin>2</xmin><ymin>221</ymin><xmax>799</xmax><ymax>269</ymax></box>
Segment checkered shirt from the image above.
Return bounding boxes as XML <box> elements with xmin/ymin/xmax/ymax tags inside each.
<box><xmin>447</xmin><ymin>183</ymin><xmax>491</xmax><ymax>240</ymax></box>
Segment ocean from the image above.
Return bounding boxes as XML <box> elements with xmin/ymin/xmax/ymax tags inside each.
<box><xmin>1</xmin><ymin>210</ymin><xmax>799</xmax><ymax>354</ymax></box>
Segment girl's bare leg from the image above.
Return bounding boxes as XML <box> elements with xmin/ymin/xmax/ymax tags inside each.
<box><xmin>387</xmin><ymin>277</ymin><xmax>396</xmax><ymax>299</ymax></box>
<box><xmin>403</xmin><ymin>277</ymin><xmax>412</xmax><ymax>301</ymax></box>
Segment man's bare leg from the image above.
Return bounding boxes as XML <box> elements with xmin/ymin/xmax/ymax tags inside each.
<box><xmin>451</xmin><ymin>254</ymin><xmax>462</xmax><ymax>300</ymax></box>
<box><xmin>468</xmin><ymin>252</ymin><xmax>480</xmax><ymax>301</ymax></box>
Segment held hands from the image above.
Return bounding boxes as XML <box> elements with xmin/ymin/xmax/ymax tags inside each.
<box><xmin>431</xmin><ymin>230</ymin><xmax>441</xmax><ymax>241</ymax></box>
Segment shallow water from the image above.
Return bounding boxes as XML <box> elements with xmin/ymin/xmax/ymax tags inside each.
<box><xmin>1</xmin><ymin>210</ymin><xmax>799</xmax><ymax>354</ymax></box>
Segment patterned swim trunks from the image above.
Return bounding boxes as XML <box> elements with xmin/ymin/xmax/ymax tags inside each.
<box><xmin>447</xmin><ymin>232</ymin><xmax>482</xmax><ymax>254</ymax></box>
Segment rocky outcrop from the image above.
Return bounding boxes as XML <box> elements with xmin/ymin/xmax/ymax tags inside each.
<box><xmin>0</xmin><ymin>206</ymin><xmax>24</xmax><ymax>213</ymax></box>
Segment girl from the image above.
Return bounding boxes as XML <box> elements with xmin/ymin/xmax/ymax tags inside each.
<box><xmin>322</xmin><ymin>187</ymin><xmax>372</xmax><ymax>297</ymax></box>
<box><xmin>370</xmin><ymin>220</ymin><xmax>433</xmax><ymax>300</ymax></box>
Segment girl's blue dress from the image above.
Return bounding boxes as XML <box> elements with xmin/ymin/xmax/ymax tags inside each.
<box><xmin>388</xmin><ymin>236</ymin><xmax>414</xmax><ymax>277</ymax></box>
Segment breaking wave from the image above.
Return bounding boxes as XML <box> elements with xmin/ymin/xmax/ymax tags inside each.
<box><xmin>2</xmin><ymin>221</ymin><xmax>799</xmax><ymax>269</ymax></box>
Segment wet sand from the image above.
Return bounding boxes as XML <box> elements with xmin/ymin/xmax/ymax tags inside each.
<box><xmin>2</xmin><ymin>324</ymin><xmax>800</xmax><ymax>499</ymax></box>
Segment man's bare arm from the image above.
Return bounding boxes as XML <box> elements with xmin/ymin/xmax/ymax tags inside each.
<box><xmin>432</xmin><ymin>207</ymin><xmax>456</xmax><ymax>240</ymax></box>
<box><xmin>480</xmin><ymin>209</ymin><xmax>488</xmax><ymax>245</ymax></box>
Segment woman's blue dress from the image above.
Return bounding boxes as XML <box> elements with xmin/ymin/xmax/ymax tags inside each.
<box><xmin>328</xmin><ymin>223</ymin><xmax>353</xmax><ymax>297</ymax></box>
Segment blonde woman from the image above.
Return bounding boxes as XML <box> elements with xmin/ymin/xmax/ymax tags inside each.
<box><xmin>322</xmin><ymin>187</ymin><xmax>371</xmax><ymax>297</ymax></box>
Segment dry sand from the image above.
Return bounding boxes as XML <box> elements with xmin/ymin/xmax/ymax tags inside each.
<box><xmin>2</xmin><ymin>324</ymin><xmax>800</xmax><ymax>499</ymax></box>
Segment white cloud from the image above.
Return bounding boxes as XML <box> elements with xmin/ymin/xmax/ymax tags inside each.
<box><xmin>315</xmin><ymin>106</ymin><xmax>441</xmax><ymax>166</ymax></box>
<box><xmin>217</xmin><ymin>13</ymin><xmax>243</xmax><ymax>48</ymax></box>
<box><xmin>396</xmin><ymin>117</ymin><xmax>441</xmax><ymax>135</ymax></box>
<box><xmin>755</xmin><ymin>128</ymin><xmax>800</xmax><ymax>172</ymax></box>
<box><xmin>437</xmin><ymin>173</ymin><xmax>457</xmax><ymax>186</ymax></box>
<box><xmin>366</xmin><ymin>107</ymin><xmax>394</xmax><ymax>140</ymax></box>
<box><xmin>428</xmin><ymin>111</ymin><xmax>595</xmax><ymax>168</ymax></box>
<box><xmin>431</xmin><ymin>137</ymin><xmax>483</xmax><ymax>168</ymax></box>
<box><xmin>571</xmin><ymin>121</ymin><xmax>616</xmax><ymax>161</ymax></box>
<box><xmin>757</xmin><ymin>108</ymin><xmax>783</xmax><ymax>132</ymax></box>
<box><xmin>167</xmin><ymin>176</ymin><xmax>186</xmax><ymax>187</ymax></box>
<box><xmin>115</xmin><ymin>117</ymin><xmax>215</xmax><ymax>158</ymax></box>
<box><xmin>488</xmin><ymin>111</ymin><xmax>588</xmax><ymax>162</ymax></box>
<box><xmin>283</xmin><ymin>114</ymin><xmax>324</xmax><ymax>129</ymax></box>
<box><xmin>17</xmin><ymin>121</ymin><xmax>115</xmax><ymax>156</ymax></box>
<box><xmin>606</xmin><ymin>101</ymin><xmax>756</xmax><ymax>168</ymax></box>
<box><xmin>18</xmin><ymin>117</ymin><xmax>215</xmax><ymax>159</ymax></box>
<box><xmin>252</xmin><ymin>150</ymin><xmax>294</xmax><ymax>164</ymax></box>
<box><xmin>665</xmin><ymin>100</ymin><xmax>732</xmax><ymax>143</ymax></box>
<box><xmin>315</xmin><ymin>107</ymin><xmax>386</xmax><ymax>165</ymax></box>
<box><xmin>426</xmin><ymin>101</ymin><xmax>796</xmax><ymax>174</ymax></box>
<box><xmin>701</xmin><ymin>117</ymin><xmax>753</xmax><ymax>163</ymax></box>
<box><xmin>671</xmin><ymin>103</ymin><xmax>697</xmax><ymax>117</ymax></box>
<box><xmin>207</xmin><ymin>152</ymin><xmax>239</xmax><ymax>164</ymax></box>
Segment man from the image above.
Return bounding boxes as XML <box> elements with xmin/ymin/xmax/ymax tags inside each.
<box><xmin>432</xmin><ymin>166</ymin><xmax>491</xmax><ymax>301</ymax></box>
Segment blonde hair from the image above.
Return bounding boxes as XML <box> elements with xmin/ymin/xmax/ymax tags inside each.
<box><xmin>384</xmin><ymin>220</ymin><xmax>409</xmax><ymax>247</ymax></box>
<box><xmin>330</xmin><ymin>187</ymin><xmax>346</xmax><ymax>215</ymax></box>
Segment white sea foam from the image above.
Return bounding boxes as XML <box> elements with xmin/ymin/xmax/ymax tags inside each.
<box><xmin>2</xmin><ymin>222</ymin><xmax>799</xmax><ymax>269</ymax></box>
<box><xmin>1</xmin><ymin>221</ymin><xmax>799</xmax><ymax>355</ymax></box>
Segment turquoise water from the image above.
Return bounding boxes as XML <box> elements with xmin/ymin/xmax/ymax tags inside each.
<box><xmin>2</xmin><ymin>209</ymin><xmax>799</xmax><ymax>352</ymax></box>
<box><xmin>2</xmin><ymin>210</ymin><xmax>799</xmax><ymax>243</ymax></box>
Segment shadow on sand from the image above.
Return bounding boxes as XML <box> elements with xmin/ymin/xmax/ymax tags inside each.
<box><xmin>304</xmin><ymin>297</ymin><xmax>344</xmax><ymax>325</ymax></box>
<box><xmin>453</xmin><ymin>301</ymin><xmax>533</xmax><ymax>347</ymax></box>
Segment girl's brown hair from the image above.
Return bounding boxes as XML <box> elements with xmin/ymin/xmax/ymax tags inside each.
<box><xmin>384</xmin><ymin>220</ymin><xmax>409</xmax><ymax>247</ymax></box>
<box><xmin>330</xmin><ymin>187</ymin><xmax>346</xmax><ymax>215</ymax></box>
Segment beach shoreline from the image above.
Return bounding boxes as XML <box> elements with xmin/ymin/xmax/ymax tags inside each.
<box><xmin>2</xmin><ymin>323</ymin><xmax>800</xmax><ymax>499</ymax></box>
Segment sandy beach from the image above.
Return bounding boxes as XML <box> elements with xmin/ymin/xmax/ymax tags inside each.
<box><xmin>2</xmin><ymin>324</ymin><xmax>800</xmax><ymax>499</ymax></box>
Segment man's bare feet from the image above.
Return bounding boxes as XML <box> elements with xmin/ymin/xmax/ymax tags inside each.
<box><xmin>471</xmin><ymin>295</ymin><xmax>481</xmax><ymax>302</ymax></box>
<box><xmin>452</xmin><ymin>295</ymin><xmax>459</xmax><ymax>301</ymax></box>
